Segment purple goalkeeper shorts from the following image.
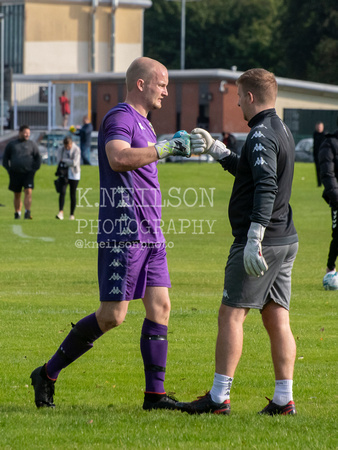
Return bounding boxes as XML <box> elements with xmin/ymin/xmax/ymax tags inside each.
<box><xmin>98</xmin><ymin>242</ymin><xmax>171</xmax><ymax>301</ymax></box>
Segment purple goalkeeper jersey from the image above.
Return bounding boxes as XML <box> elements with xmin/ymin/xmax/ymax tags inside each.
<box><xmin>97</xmin><ymin>103</ymin><xmax>164</xmax><ymax>244</ymax></box>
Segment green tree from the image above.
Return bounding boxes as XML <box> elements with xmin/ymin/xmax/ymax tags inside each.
<box><xmin>145</xmin><ymin>0</ymin><xmax>283</xmax><ymax>71</ymax></box>
<box><xmin>276</xmin><ymin>0</ymin><xmax>338</xmax><ymax>83</ymax></box>
<box><xmin>144</xmin><ymin>0</ymin><xmax>338</xmax><ymax>83</ymax></box>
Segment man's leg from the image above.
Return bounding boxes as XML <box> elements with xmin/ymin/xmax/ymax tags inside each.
<box><xmin>23</xmin><ymin>188</ymin><xmax>32</xmax><ymax>211</ymax></box>
<box><xmin>215</xmin><ymin>304</ymin><xmax>249</xmax><ymax>377</ymax></box>
<box><xmin>23</xmin><ymin>188</ymin><xmax>33</xmax><ymax>218</ymax></box>
<box><xmin>261</xmin><ymin>301</ymin><xmax>296</xmax><ymax>380</ymax></box>
<box><xmin>327</xmin><ymin>207</ymin><xmax>338</xmax><ymax>272</ymax></box>
<box><xmin>141</xmin><ymin>286</ymin><xmax>177</xmax><ymax>410</ymax></box>
<box><xmin>31</xmin><ymin>301</ymin><xmax>129</xmax><ymax>408</ymax></box>
<box><xmin>260</xmin><ymin>301</ymin><xmax>296</xmax><ymax>414</ymax></box>
<box><xmin>81</xmin><ymin>145</ymin><xmax>91</xmax><ymax>165</ymax></box>
<box><xmin>208</xmin><ymin>305</ymin><xmax>248</xmax><ymax>405</ymax></box>
<box><xmin>14</xmin><ymin>192</ymin><xmax>21</xmax><ymax>213</ymax></box>
<box><xmin>176</xmin><ymin>304</ymin><xmax>249</xmax><ymax>415</ymax></box>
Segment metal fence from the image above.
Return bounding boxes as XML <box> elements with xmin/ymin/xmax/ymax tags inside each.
<box><xmin>12</xmin><ymin>81</ymin><xmax>90</xmax><ymax>130</ymax></box>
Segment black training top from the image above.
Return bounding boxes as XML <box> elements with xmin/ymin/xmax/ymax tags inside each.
<box><xmin>319</xmin><ymin>129</ymin><xmax>338</xmax><ymax>208</ymax></box>
<box><xmin>219</xmin><ymin>108</ymin><xmax>298</xmax><ymax>246</ymax></box>
<box><xmin>3</xmin><ymin>138</ymin><xmax>41</xmax><ymax>174</ymax></box>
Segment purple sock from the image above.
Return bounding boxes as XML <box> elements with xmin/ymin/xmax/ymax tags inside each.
<box><xmin>140</xmin><ymin>318</ymin><xmax>168</xmax><ymax>394</ymax></box>
<box><xmin>46</xmin><ymin>313</ymin><xmax>103</xmax><ymax>380</ymax></box>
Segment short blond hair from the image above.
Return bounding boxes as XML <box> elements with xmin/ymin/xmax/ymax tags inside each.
<box><xmin>236</xmin><ymin>68</ymin><xmax>278</xmax><ymax>105</ymax></box>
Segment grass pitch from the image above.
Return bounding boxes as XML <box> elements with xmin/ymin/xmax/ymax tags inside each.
<box><xmin>0</xmin><ymin>162</ymin><xmax>337</xmax><ymax>449</ymax></box>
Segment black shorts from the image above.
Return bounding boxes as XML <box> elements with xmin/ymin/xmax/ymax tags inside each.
<box><xmin>8</xmin><ymin>171</ymin><xmax>35</xmax><ymax>192</ymax></box>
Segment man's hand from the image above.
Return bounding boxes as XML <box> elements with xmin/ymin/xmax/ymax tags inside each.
<box><xmin>191</xmin><ymin>128</ymin><xmax>230</xmax><ymax>161</ymax></box>
<box><xmin>243</xmin><ymin>222</ymin><xmax>268</xmax><ymax>277</ymax></box>
<box><xmin>155</xmin><ymin>130</ymin><xmax>191</xmax><ymax>159</ymax></box>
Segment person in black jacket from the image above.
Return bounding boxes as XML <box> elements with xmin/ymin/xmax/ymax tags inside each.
<box><xmin>318</xmin><ymin>121</ymin><xmax>338</xmax><ymax>278</ymax></box>
<box><xmin>2</xmin><ymin>125</ymin><xmax>41</xmax><ymax>219</ymax></box>
<box><xmin>313</xmin><ymin>121</ymin><xmax>326</xmax><ymax>187</ymax></box>
<box><xmin>72</xmin><ymin>115</ymin><xmax>93</xmax><ymax>165</ymax></box>
<box><xmin>177</xmin><ymin>69</ymin><xmax>298</xmax><ymax>416</ymax></box>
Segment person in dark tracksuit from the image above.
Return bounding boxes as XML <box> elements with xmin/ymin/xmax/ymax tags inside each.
<box><xmin>2</xmin><ymin>125</ymin><xmax>41</xmax><ymax>219</ymax></box>
<box><xmin>177</xmin><ymin>69</ymin><xmax>298</xmax><ymax>416</ymax></box>
<box><xmin>318</xmin><ymin>121</ymin><xmax>338</xmax><ymax>278</ymax></box>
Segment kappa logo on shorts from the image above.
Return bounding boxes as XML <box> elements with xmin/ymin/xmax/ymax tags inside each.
<box><xmin>110</xmin><ymin>247</ymin><xmax>124</xmax><ymax>254</ymax></box>
<box><xmin>223</xmin><ymin>289</ymin><xmax>229</xmax><ymax>299</ymax></box>
<box><xmin>109</xmin><ymin>273</ymin><xmax>123</xmax><ymax>281</ymax></box>
<box><xmin>109</xmin><ymin>259</ymin><xmax>123</xmax><ymax>267</ymax></box>
<box><xmin>109</xmin><ymin>287</ymin><xmax>123</xmax><ymax>295</ymax></box>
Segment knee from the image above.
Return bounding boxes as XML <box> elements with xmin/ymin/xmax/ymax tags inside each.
<box><xmin>96</xmin><ymin>309</ymin><xmax>126</xmax><ymax>333</ymax></box>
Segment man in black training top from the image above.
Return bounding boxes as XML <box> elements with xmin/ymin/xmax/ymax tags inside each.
<box><xmin>177</xmin><ymin>68</ymin><xmax>299</xmax><ymax>416</ymax></box>
<box><xmin>3</xmin><ymin>125</ymin><xmax>41</xmax><ymax>219</ymax></box>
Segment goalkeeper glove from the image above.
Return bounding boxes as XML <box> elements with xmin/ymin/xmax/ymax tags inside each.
<box><xmin>155</xmin><ymin>130</ymin><xmax>191</xmax><ymax>160</ymax></box>
<box><xmin>243</xmin><ymin>222</ymin><xmax>268</xmax><ymax>277</ymax></box>
<box><xmin>191</xmin><ymin>128</ymin><xmax>230</xmax><ymax>161</ymax></box>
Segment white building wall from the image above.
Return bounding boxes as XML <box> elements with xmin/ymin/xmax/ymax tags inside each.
<box><xmin>24</xmin><ymin>42</ymin><xmax>90</xmax><ymax>75</ymax></box>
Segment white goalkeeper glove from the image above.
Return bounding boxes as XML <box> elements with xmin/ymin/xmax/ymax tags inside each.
<box><xmin>191</xmin><ymin>128</ymin><xmax>230</xmax><ymax>161</ymax></box>
<box><xmin>155</xmin><ymin>130</ymin><xmax>191</xmax><ymax>160</ymax></box>
<box><xmin>243</xmin><ymin>222</ymin><xmax>268</xmax><ymax>277</ymax></box>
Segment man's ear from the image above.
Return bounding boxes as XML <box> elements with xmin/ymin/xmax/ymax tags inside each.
<box><xmin>136</xmin><ymin>78</ymin><xmax>145</xmax><ymax>91</ymax></box>
<box><xmin>247</xmin><ymin>91</ymin><xmax>254</xmax><ymax>103</ymax></box>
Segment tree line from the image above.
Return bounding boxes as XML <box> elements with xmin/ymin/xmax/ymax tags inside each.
<box><xmin>144</xmin><ymin>0</ymin><xmax>338</xmax><ymax>84</ymax></box>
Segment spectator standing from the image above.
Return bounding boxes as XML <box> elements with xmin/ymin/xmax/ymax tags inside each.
<box><xmin>55</xmin><ymin>136</ymin><xmax>81</xmax><ymax>220</ymax></box>
<box><xmin>59</xmin><ymin>90</ymin><xmax>71</xmax><ymax>128</ymax></box>
<box><xmin>72</xmin><ymin>116</ymin><xmax>93</xmax><ymax>165</ymax></box>
<box><xmin>2</xmin><ymin>125</ymin><xmax>41</xmax><ymax>219</ymax></box>
<box><xmin>318</xmin><ymin>119</ymin><xmax>338</xmax><ymax>282</ymax></box>
<box><xmin>313</xmin><ymin>121</ymin><xmax>326</xmax><ymax>187</ymax></box>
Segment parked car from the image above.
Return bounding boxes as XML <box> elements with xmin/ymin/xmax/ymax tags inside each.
<box><xmin>294</xmin><ymin>138</ymin><xmax>314</xmax><ymax>162</ymax></box>
<box><xmin>231</xmin><ymin>132</ymin><xmax>248</xmax><ymax>155</ymax></box>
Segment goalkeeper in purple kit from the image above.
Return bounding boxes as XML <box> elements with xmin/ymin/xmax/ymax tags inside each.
<box><xmin>31</xmin><ymin>57</ymin><xmax>190</xmax><ymax>410</ymax></box>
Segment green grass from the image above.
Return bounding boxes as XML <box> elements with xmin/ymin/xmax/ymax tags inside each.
<box><xmin>0</xmin><ymin>162</ymin><xmax>337</xmax><ymax>449</ymax></box>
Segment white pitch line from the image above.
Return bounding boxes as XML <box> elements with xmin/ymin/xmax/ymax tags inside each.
<box><xmin>12</xmin><ymin>225</ymin><xmax>55</xmax><ymax>242</ymax></box>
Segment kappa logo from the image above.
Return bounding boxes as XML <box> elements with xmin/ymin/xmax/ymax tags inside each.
<box><xmin>110</xmin><ymin>247</ymin><xmax>124</xmax><ymax>254</ymax></box>
<box><xmin>109</xmin><ymin>259</ymin><xmax>123</xmax><ymax>267</ymax></box>
<box><xmin>117</xmin><ymin>199</ymin><xmax>130</xmax><ymax>208</ymax></box>
<box><xmin>138</xmin><ymin>122</ymin><xmax>146</xmax><ymax>131</ymax></box>
<box><xmin>333</xmin><ymin>210</ymin><xmax>337</xmax><ymax>229</ymax></box>
<box><xmin>251</xmin><ymin>131</ymin><xmax>265</xmax><ymax>139</ymax></box>
<box><xmin>109</xmin><ymin>287</ymin><xmax>123</xmax><ymax>295</ymax></box>
<box><xmin>109</xmin><ymin>273</ymin><xmax>123</xmax><ymax>281</ymax></box>
<box><xmin>254</xmin><ymin>157</ymin><xmax>268</xmax><ymax>166</ymax></box>
<box><xmin>120</xmin><ymin>213</ymin><xmax>131</xmax><ymax>221</ymax></box>
<box><xmin>253</xmin><ymin>143</ymin><xmax>266</xmax><ymax>152</ymax></box>
<box><xmin>223</xmin><ymin>289</ymin><xmax>229</xmax><ymax>299</ymax></box>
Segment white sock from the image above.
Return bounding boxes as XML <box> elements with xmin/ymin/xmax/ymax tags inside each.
<box><xmin>272</xmin><ymin>379</ymin><xmax>293</xmax><ymax>406</ymax></box>
<box><xmin>210</xmin><ymin>373</ymin><xmax>233</xmax><ymax>403</ymax></box>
